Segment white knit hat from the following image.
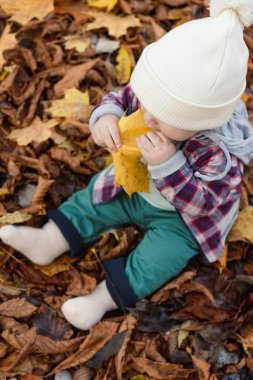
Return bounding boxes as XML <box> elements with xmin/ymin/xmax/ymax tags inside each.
<box><xmin>130</xmin><ymin>0</ymin><xmax>253</xmax><ymax>131</ymax></box>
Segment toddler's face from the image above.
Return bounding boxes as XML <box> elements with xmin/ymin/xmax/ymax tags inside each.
<box><xmin>141</xmin><ymin>105</ymin><xmax>197</xmax><ymax>142</ymax></box>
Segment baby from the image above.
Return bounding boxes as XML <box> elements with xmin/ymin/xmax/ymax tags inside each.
<box><xmin>1</xmin><ymin>0</ymin><xmax>253</xmax><ymax>330</ymax></box>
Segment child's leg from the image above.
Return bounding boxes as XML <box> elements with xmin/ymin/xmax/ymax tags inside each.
<box><xmin>102</xmin><ymin>211</ymin><xmax>200</xmax><ymax>308</ymax></box>
<box><xmin>62</xmin><ymin>200</ymin><xmax>200</xmax><ymax>330</ymax></box>
<box><xmin>0</xmin><ymin>219</ymin><xmax>70</xmax><ymax>266</ymax></box>
<box><xmin>0</xmin><ymin>174</ymin><xmax>132</xmax><ymax>265</ymax></box>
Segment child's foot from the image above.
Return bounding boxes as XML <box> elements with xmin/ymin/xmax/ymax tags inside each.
<box><xmin>61</xmin><ymin>280</ymin><xmax>117</xmax><ymax>330</ymax></box>
<box><xmin>0</xmin><ymin>219</ymin><xmax>70</xmax><ymax>265</ymax></box>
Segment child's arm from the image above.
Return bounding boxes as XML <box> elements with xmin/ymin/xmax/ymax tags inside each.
<box><xmin>147</xmin><ymin>141</ymin><xmax>243</xmax><ymax>216</ymax></box>
<box><xmin>89</xmin><ymin>84</ymin><xmax>139</xmax><ymax>151</ymax></box>
<box><xmin>89</xmin><ymin>84</ymin><xmax>139</xmax><ymax>131</ymax></box>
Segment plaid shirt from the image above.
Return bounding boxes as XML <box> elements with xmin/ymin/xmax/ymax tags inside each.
<box><xmin>89</xmin><ymin>85</ymin><xmax>244</xmax><ymax>263</ymax></box>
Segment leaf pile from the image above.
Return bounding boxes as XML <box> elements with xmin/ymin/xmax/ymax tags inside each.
<box><xmin>0</xmin><ymin>0</ymin><xmax>252</xmax><ymax>379</ymax></box>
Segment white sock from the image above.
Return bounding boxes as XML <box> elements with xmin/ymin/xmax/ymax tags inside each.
<box><xmin>61</xmin><ymin>280</ymin><xmax>118</xmax><ymax>330</ymax></box>
<box><xmin>0</xmin><ymin>219</ymin><xmax>70</xmax><ymax>265</ymax></box>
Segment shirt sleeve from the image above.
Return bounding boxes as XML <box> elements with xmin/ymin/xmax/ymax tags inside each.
<box><xmin>89</xmin><ymin>84</ymin><xmax>140</xmax><ymax>131</ymax></box>
<box><xmin>148</xmin><ymin>139</ymin><xmax>242</xmax><ymax>216</ymax></box>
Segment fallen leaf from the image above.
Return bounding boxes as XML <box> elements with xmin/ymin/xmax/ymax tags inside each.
<box><xmin>84</xmin><ymin>11</ymin><xmax>141</xmax><ymax>39</ymax></box>
<box><xmin>8</xmin><ymin>117</ymin><xmax>58</xmax><ymax>146</ymax></box>
<box><xmin>48</xmin><ymin>321</ymin><xmax>119</xmax><ymax>375</ymax></box>
<box><xmin>0</xmin><ymin>211</ymin><xmax>32</xmax><ymax>225</ymax></box>
<box><xmin>0</xmin><ymin>298</ymin><xmax>37</xmax><ymax>318</ymax></box>
<box><xmin>131</xmin><ymin>357</ymin><xmax>196</xmax><ymax>379</ymax></box>
<box><xmin>64</xmin><ymin>37</ymin><xmax>90</xmax><ymax>53</ymax></box>
<box><xmin>34</xmin><ymin>255</ymin><xmax>77</xmax><ymax>277</ymax></box>
<box><xmin>87</xmin><ymin>0</ymin><xmax>118</xmax><ymax>12</ymax></box>
<box><xmin>0</xmin><ymin>188</ymin><xmax>11</xmax><ymax>198</ymax></box>
<box><xmin>228</xmin><ymin>206</ymin><xmax>253</xmax><ymax>244</ymax></box>
<box><xmin>113</xmin><ymin>108</ymin><xmax>153</xmax><ymax>196</ymax></box>
<box><xmin>47</xmin><ymin>87</ymin><xmax>91</xmax><ymax>121</ymax></box>
<box><xmin>0</xmin><ymin>0</ymin><xmax>54</xmax><ymax>25</ymax></box>
<box><xmin>54</xmin><ymin>0</ymin><xmax>91</xmax><ymax>22</ymax></box>
<box><xmin>54</xmin><ymin>60</ymin><xmax>98</xmax><ymax>97</ymax></box>
<box><xmin>191</xmin><ymin>355</ymin><xmax>211</xmax><ymax>380</ymax></box>
<box><xmin>0</xmin><ymin>25</ymin><xmax>17</xmax><ymax>71</ymax></box>
<box><xmin>116</xmin><ymin>46</ymin><xmax>131</xmax><ymax>85</ymax></box>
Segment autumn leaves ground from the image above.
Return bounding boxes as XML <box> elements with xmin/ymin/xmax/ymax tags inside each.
<box><xmin>0</xmin><ymin>0</ymin><xmax>252</xmax><ymax>379</ymax></box>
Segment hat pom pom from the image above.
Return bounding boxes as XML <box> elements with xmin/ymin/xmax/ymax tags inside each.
<box><xmin>209</xmin><ymin>0</ymin><xmax>253</xmax><ymax>27</ymax></box>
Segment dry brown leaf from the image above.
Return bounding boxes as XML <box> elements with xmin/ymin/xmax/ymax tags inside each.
<box><xmin>115</xmin><ymin>314</ymin><xmax>137</xmax><ymax>380</ymax></box>
<box><xmin>0</xmin><ymin>298</ymin><xmax>37</xmax><ymax>318</ymax></box>
<box><xmin>34</xmin><ymin>335</ymin><xmax>84</xmax><ymax>354</ymax></box>
<box><xmin>54</xmin><ymin>60</ymin><xmax>98</xmax><ymax>97</ymax></box>
<box><xmin>191</xmin><ymin>355</ymin><xmax>211</xmax><ymax>380</ymax></box>
<box><xmin>0</xmin><ymin>25</ymin><xmax>17</xmax><ymax>71</ymax></box>
<box><xmin>8</xmin><ymin>117</ymin><xmax>59</xmax><ymax>146</ymax></box>
<box><xmin>66</xmin><ymin>271</ymin><xmax>96</xmax><ymax>296</ymax></box>
<box><xmin>0</xmin><ymin>0</ymin><xmax>54</xmax><ymax>25</ymax></box>
<box><xmin>84</xmin><ymin>11</ymin><xmax>141</xmax><ymax>39</ymax></box>
<box><xmin>48</xmin><ymin>321</ymin><xmax>119</xmax><ymax>375</ymax></box>
<box><xmin>54</xmin><ymin>0</ymin><xmax>91</xmax><ymax>22</ymax></box>
<box><xmin>228</xmin><ymin>206</ymin><xmax>253</xmax><ymax>243</ymax></box>
<box><xmin>30</xmin><ymin>176</ymin><xmax>55</xmax><ymax>206</ymax></box>
<box><xmin>131</xmin><ymin>357</ymin><xmax>197</xmax><ymax>379</ymax></box>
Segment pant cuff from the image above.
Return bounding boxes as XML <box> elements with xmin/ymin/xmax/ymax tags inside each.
<box><xmin>102</xmin><ymin>257</ymin><xmax>139</xmax><ymax>310</ymax></box>
<box><xmin>44</xmin><ymin>209</ymin><xmax>84</xmax><ymax>257</ymax></box>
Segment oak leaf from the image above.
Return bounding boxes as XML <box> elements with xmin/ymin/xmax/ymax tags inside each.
<box><xmin>0</xmin><ymin>0</ymin><xmax>54</xmax><ymax>25</ymax></box>
<box><xmin>87</xmin><ymin>0</ymin><xmax>118</xmax><ymax>12</ymax></box>
<box><xmin>113</xmin><ymin>109</ymin><xmax>153</xmax><ymax>196</ymax></box>
<box><xmin>0</xmin><ymin>25</ymin><xmax>17</xmax><ymax>71</ymax></box>
<box><xmin>116</xmin><ymin>46</ymin><xmax>132</xmax><ymax>85</ymax></box>
<box><xmin>47</xmin><ymin>87</ymin><xmax>91</xmax><ymax>121</ymax></box>
<box><xmin>8</xmin><ymin>117</ymin><xmax>58</xmax><ymax>146</ymax></box>
<box><xmin>84</xmin><ymin>11</ymin><xmax>141</xmax><ymax>39</ymax></box>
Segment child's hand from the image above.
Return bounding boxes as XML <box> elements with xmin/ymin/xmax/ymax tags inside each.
<box><xmin>92</xmin><ymin>114</ymin><xmax>121</xmax><ymax>152</ymax></box>
<box><xmin>136</xmin><ymin>131</ymin><xmax>176</xmax><ymax>166</ymax></box>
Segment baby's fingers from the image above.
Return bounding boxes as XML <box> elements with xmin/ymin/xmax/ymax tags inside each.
<box><xmin>108</xmin><ymin>124</ymin><xmax>121</xmax><ymax>148</ymax></box>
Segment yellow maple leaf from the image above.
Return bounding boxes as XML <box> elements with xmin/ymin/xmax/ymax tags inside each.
<box><xmin>87</xmin><ymin>0</ymin><xmax>118</xmax><ymax>12</ymax></box>
<box><xmin>8</xmin><ymin>117</ymin><xmax>58</xmax><ymax>146</ymax></box>
<box><xmin>0</xmin><ymin>0</ymin><xmax>54</xmax><ymax>25</ymax></box>
<box><xmin>84</xmin><ymin>11</ymin><xmax>141</xmax><ymax>39</ymax></box>
<box><xmin>116</xmin><ymin>46</ymin><xmax>131</xmax><ymax>85</ymax></box>
<box><xmin>113</xmin><ymin>108</ymin><xmax>153</xmax><ymax>196</ymax></box>
<box><xmin>47</xmin><ymin>87</ymin><xmax>91</xmax><ymax>122</ymax></box>
<box><xmin>0</xmin><ymin>25</ymin><xmax>17</xmax><ymax>71</ymax></box>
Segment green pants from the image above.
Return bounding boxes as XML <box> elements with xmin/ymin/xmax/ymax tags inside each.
<box><xmin>48</xmin><ymin>174</ymin><xmax>200</xmax><ymax>308</ymax></box>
